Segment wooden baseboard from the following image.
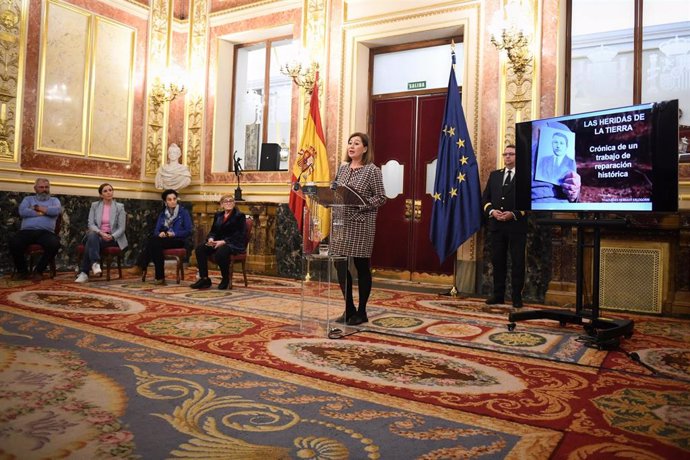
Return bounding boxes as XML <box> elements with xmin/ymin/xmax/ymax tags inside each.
<box><xmin>545</xmin><ymin>281</ymin><xmax>577</xmax><ymax>307</ymax></box>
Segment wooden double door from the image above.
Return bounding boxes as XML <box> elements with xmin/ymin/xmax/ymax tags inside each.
<box><xmin>371</xmin><ymin>93</ymin><xmax>454</xmax><ymax>281</ymax></box>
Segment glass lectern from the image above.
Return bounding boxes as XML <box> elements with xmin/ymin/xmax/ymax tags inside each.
<box><xmin>294</xmin><ymin>181</ymin><xmax>365</xmax><ymax>337</ymax></box>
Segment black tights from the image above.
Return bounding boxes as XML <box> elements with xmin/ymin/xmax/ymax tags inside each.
<box><xmin>335</xmin><ymin>257</ymin><xmax>372</xmax><ymax>318</ymax></box>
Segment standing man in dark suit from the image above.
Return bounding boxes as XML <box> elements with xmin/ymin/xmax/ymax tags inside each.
<box><xmin>482</xmin><ymin>145</ymin><xmax>527</xmax><ymax>307</ymax></box>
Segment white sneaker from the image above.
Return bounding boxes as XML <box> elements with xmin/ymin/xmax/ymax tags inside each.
<box><xmin>75</xmin><ymin>272</ymin><xmax>89</xmax><ymax>283</ymax></box>
<box><xmin>92</xmin><ymin>262</ymin><xmax>102</xmax><ymax>275</ymax></box>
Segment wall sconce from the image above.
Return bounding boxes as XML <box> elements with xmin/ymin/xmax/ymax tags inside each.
<box><xmin>151</xmin><ymin>68</ymin><xmax>187</xmax><ymax>107</ymax></box>
<box><xmin>280</xmin><ymin>60</ymin><xmax>320</xmax><ymax>94</ymax></box>
<box><xmin>490</xmin><ymin>0</ymin><xmax>533</xmax><ymax>79</ymax></box>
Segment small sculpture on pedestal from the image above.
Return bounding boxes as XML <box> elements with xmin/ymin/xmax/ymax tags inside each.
<box><xmin>233</xmin><ymin>151</ymin><xmax>244</xmax><ymax>201</ymax></box>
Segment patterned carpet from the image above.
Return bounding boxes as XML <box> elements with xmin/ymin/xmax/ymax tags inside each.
<box><xmin>1</xmin><ymin>271</ymin><xmax>689</xmax><ymax>459</ymax></box>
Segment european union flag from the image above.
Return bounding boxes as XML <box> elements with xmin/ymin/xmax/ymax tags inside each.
<box><xmin>429</xmin><ymin>50</ymin><xmax>482</xmax><ymax>263</ymax></box>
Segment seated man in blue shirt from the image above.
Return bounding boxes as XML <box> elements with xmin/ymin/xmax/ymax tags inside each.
<box><xmin>10</xmin><ymin>177</ymin><xmax>62</xmax><ymax>280</ymax></box>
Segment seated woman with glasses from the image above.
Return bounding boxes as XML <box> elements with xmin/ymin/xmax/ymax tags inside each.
<box><xmin>191</xmin><ymin>195</ymin><xmax>247</xmax><ymax>290</ymax></box>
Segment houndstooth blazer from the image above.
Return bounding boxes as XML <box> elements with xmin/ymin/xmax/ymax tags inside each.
<box><xmin>329</xmin><ymin>162</ymin><xmax>387</xmax><ymax>258</ymax></box>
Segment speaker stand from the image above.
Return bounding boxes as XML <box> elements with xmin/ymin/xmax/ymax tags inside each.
<box><xmin>507</xmin><ymin>214</ymin><xmax>634</xmax><ymax>349</ymax></box>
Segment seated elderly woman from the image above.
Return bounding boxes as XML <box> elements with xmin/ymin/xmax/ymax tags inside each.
<box><xmin>191</xmin><ymin>195</ymin><xmax>246</xmax><ymax>290</ymax></box>
<box><xmin>76</xmin><ymin>183</ymin><xmax>128</xmax><ymax>283</ymax></box>
<box><xmin>129</xmin><ymin>189</ymin><xmax>193</xmax><ymax>285</ymax></box>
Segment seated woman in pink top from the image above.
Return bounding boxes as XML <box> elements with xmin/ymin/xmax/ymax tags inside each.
<box><xmin>75</xmin><ymin>183</ymin><xmax>128</xmax><ymax>283</ymax></box>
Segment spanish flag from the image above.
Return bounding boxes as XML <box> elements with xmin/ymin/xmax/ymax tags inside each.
<box><xmin>288</xmin><ymin>71</ymin><xmax>330</xmax><ymax>242</ymax></box>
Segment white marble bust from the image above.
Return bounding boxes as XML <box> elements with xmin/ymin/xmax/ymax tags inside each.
<box><xmin>155</xmin><ymin>143</ymin><xmax>192</xmax><ymax>190</ymax></box>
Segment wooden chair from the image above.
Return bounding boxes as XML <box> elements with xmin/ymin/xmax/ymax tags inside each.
<box><xmin>76</xmin><ymin>243</ymin><xmax>125</xmax><ymax>281</ymax></box>
<box><xmin>26</xmin><ymin>213</ymin><xmax>63</xmax><ymax>278</ymax></box>
<box><xmin>141</xmin><ymin>247</ymin><xmax>187</xmax><ymax>284</ymax></box>
<box><xmin>210</xmin><ymin>217</ymin><xmax>254</xmax><ymax>289</ymax></box>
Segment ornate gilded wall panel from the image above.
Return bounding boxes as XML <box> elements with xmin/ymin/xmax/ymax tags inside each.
<box><xmin>145</xmin><ymin>0</ymin><xmax>173</xmax><ymax>176</ymax></box>
<box><xmin>184</xmin><ymin>0</ymin><xmax>208</xmax><ymax>179</ymax></box>
<box><xmin>89</xmin><ymin>17</ymin><xmax>136</xmax><ymax>161</ymax></box>
<box><xmin>36</xmin><ymin>0</ymin><xmax>136</xmax><ymax>160</ymax></box>
<box><xmin>0</xmin><ymin>0</ymin><xmax>28</xmax><ymax>163</ymax></box>
<box><xmin>497</xmin><ymin>0</ymin><xmax>541</xmax><ymax>150</ymax></box>
<box><xmin>304</xmin><ymin>0</ymin><xmax>326</xmax><ymax>56</ymax></box>
<box><xmin>37</xmin><ymin>0</ymin><xmax>90</xmax><ymax>155</ymax></box>
<box><xmin>500</xmin><ymin>66</ymin><xmax>534</xmax><ymax>146</ymax></box>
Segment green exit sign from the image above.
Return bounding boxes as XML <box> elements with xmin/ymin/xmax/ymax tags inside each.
<box><xmin>407</xmin><ymin>81</ymin><xmax>426</xmax><ymax>90</ymax></box>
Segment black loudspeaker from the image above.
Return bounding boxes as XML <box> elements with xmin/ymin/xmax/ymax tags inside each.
<box><xmin>259</xmin><ymin>143</ymin><xmax>281</xmax><ymax>171</ymax></box>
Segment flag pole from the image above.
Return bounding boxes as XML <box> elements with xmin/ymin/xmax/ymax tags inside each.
<box><xmin>440</xmin><ymin>39</ymin><xmax>458</xmax><ymax>297</ymax></box>
<box><xmin>438</xmin><ymin>254</ymin><xmax>459</xmax><ymax>297</ymax></box>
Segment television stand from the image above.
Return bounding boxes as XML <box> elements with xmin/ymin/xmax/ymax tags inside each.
<box><xmin>507</xmin><ymin>213</ymin><xmax>634</xmax><ymax>349</ymax></box>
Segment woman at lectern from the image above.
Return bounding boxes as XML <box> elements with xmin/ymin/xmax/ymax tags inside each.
<box><xmin>330</xmin><ymin>132</ymin><xmax>387</xmax><ymax>326</ymax></box>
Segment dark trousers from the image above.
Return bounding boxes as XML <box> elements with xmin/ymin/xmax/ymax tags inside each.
<box><xmin>490</xmin><ymin>230</ymin><xmax>526</xmax><ymax>299</ymax></box>
<box><xmin>10</xmin><ymin>229</ymin><xmax>61</xmax><ymax>274</ymax></box>
<box><xmin>80</xmin><ymin>231</ymin><xmax>118</xmax><ymax>273</ymax></box>
<box><xmin>136</xmin><ymin>236</ymin><xmax>185</xmax><ymax>280</ymax></box>
<box><xmin>335</xmin><ymin>257</ymin><xmax>372</xmax><ymax>318</ymax></box>
<box><xmin>195</xmin><ymin>243</ymin><xmax>243</xmax><ymax>281</ymax></box>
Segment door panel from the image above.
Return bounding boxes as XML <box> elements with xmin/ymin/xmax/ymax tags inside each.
<box><xmin>412</xmin><ymin>94</ymin><xmax>454</xmax><ymax>274</ymax></box>
<box><xmin>371</xmin><ymin>94</ymin><xmax>454</xmax><ymax>278</ymax></box>
<box><xmin>371</xmin><ymin>98</ymin><xmax>415</xmax><ymax>270</ymax></box>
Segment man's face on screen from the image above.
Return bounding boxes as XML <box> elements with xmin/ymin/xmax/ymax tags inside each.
<box><xmin>552</xmin><ymin>134</ymin><xmax>567</xmax><ymax>157</ymax></box>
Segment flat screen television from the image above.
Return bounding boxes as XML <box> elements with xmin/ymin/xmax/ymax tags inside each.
<box><xmin>515</xmin><ymin>99</ymin><xmax>679</xmax><ymax>212</ymax></box>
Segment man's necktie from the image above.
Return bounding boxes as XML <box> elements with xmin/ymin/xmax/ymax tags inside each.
<box><xmin>504</xmin><ymin>169</ymin><xmax>512</xmax><ymax>186</ymax></box>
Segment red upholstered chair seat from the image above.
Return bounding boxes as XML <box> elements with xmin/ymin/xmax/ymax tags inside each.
<box><xmin>25</xmin><ymin>213</ymin><xmax>63</xmax><ymax>279</ymax></box>
<box><xmin>76</xmin><ymin>243</ymin><xmax>124</xmax><ymax>281</ymax></box>
<box><xmin>141</xmin><ymin>247</ymin><xmax>187</xmax><ymax>284</ymax></box>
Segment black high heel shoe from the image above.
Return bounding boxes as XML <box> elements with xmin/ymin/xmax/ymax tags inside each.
<box><xmin>346</xmin><ymin>313</ymin><xmax>368</xmax><ymax>326</ymax></box>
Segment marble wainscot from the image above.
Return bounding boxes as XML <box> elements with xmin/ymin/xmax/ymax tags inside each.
<box><xmin>0</xmin><ymin>191</ymin><xmax>194</xmax><ymax>276</ymax></box>
<box><xmin>191</xmin><ymin>201</ymin><xmax>296</xmax><ymax>278</ymax></box>
<box><xmin>275</xmin><ymin>204</ymin><xmax>302</xmax><ymax>279</ymax></box>
<box><xmin>478</xmin><ymin>212</ymin><xmax>554</xmax><ymax>305</ymax></box>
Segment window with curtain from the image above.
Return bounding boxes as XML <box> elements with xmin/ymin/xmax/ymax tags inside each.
<box><xmin>231</xmin><ymin>37</ymin><xmax>295</xmax><ymax>171</ymax></box>
<box><xmin>568</xmin><ymin>0</ymin><xmax>690</xmax><ymax>126</ymax></box>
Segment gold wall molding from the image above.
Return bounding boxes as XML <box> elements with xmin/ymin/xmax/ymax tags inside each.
<box><xmin>144</xmin><ymin>0</ymin><xmax>173</xmax><ymax>177</ymax></box>
<box><xmin>0</xmin><ymin>0</ymin><xmax>27</xmax><ymax>163</ymax></box>
<box><xmin>500</xmin><ymin>65</ymin><xmax>534</xmax><ymax>146</ymax></box>
<box><xmin>89</xmin><ymin>16</ymin><xmax>136</xmax><ymax>161</ymax></box>
<box><xmin>185</xmin><ymin>95</ymin><xmax>204</xmax><ymax>178</ymax></box>
<box><xmin>37</xmin><ymin>0</ymin><xmax>90</xmax><ymax>155</ymax></box>
<box><xmin>184</xmin><ymin>0</ymin><xmax>208</xmax><ymax>180</ymax></box>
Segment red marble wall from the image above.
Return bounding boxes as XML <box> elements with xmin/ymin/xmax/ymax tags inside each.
<box><xmin>478</xmin><ymin>0</ymin><xmax>502</xmax><ymax>182</ymax></box>
<box><xmin>169</xmin><ymin>27</ymin><xmax>188</xmax><ymax>148</ymax></box>
<box><xmin>540</xmin><ymin>0</ymin><xmax>559</xmax><ymax>120</ymax></box>
<box><xmin>210</xmin><ymin>0</ymin><xmax>259</xmax><ymax>14</ymax></box>
<box><xmin>21</xmin><ymin>0</ymin><xmax>149</xmax><ymax>180</ymax></box>
<box><xmin>323</xmin><ymin>0</ymin><xmax>343</xmax><ymax>174</ymax></box>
